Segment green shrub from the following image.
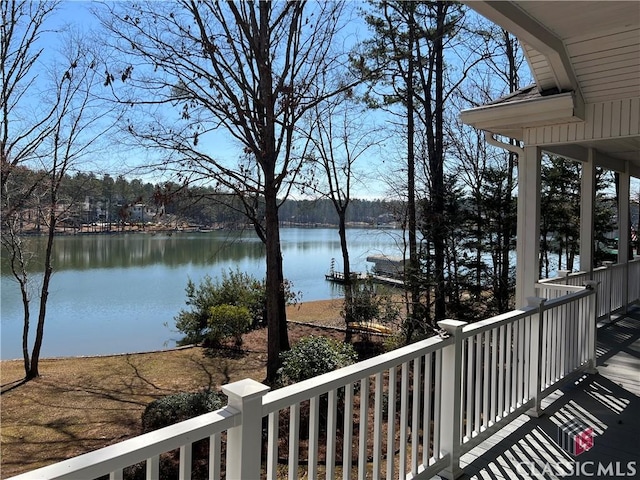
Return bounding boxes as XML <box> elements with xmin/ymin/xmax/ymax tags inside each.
<box><xmin>277</xmin><ymin>336</ymin><xmax>357</xmax><ymax>386</ymax></box>
<box><xmin>207</xmin><ymin>304</ymin><xmax>252</xmax><ymax>346</ymax></box>
<box><xmin>174</xmin><ymin>270</ymin><xmax>299</xmax><ymax>346</ymax></box>
<box><xmin>141</xmin><ymin>390</ymin><xmax>226</xmax><ymax>433</ymax></box>
<box><xmin>342</xmin><ymin>281</ymin><xmax>380</xmax><ymax>324</ymax></box>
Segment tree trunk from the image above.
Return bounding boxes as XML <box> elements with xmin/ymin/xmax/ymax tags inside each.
<box><xmin>264</xmin><ymin>184</ymin><xmax>288</xmax><ymax>383</ymax></box>
<box><xmin>21</xmin><ymin>282</ymin><xmax>30</xmax><ymax>376</ymax></box>
<box><xmin>28</xmin><ymin>207</ymin><xmax>56</xmax><ymax>379</ymax></box>
<box><xmin>432</xmin><ymin>1</ymin><xmax>447</xmax><ymax>323</ymax></box>
<box><xmin>337</xmin><ymin>211</ymin><xmax>354</xmax><ymax>342</ymax></box>
<box><xmin>406</xmin><ymin>5</ymin><xmax>421</xmax><ymax>341</ymax></box>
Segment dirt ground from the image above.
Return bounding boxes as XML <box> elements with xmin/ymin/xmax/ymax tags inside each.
<box><xmin>0</xmin><ymin>299</ymin><xmax>350</xmax><ymax>478</ymax></box>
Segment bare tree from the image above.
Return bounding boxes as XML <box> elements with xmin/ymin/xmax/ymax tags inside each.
<box><xmin>2</xmin><ymin>2</ymin><xmax>120</xmax><ymax>379</ymax></box>
<box><xmin>2</xmin><ymin>0</ymin><xmax>61</xmax><ymax>380</ymax></box>
<box><xmin>307</xmin><ymin>94</ymin><xmax>385</xmax><ymax>338</ymax></box>
<box><xmin>99</xmin><ymin>1</ymin><xmax>361</xmax><ymax>382</ymax></box>
<box><xmin>1</xmin><ymin>0</ymin><xmax>60</xmax><ymax>192</ymax></box>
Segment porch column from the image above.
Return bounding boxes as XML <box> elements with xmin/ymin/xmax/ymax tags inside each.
<box><xmin>618</xmin><ymin>165</ymin><xmax>630</xmax><ymax>311</ymax></box>
<box><xmin>618</xmin><ymin>165</ymin><xmax>630</xmax><ymax>264</ymax></box>
<box><xmin>580</xmin><ymin>149</ymin><xmax>596</xmax><ymax>275</ymax></box>
<box><xmin>516</xmin><ymin>145</ymin><xmax>541</xmax><ymax>308</ymax></box>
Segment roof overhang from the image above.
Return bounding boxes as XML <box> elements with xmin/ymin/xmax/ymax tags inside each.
<box><xmin>462</xmin><ymin>1</ymin><xmax>583</xmax><ymax>106</ymax></box>
<box><xmin>460</xmin><ymin>91</ymin><xmax>582</xmax><ymax>140</ymax></box>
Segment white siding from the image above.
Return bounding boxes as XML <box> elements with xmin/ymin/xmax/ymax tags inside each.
<box><xmin>524</xmin><ymin>97</ymin><xmax>640</xmax><ymax>145</ymax></box>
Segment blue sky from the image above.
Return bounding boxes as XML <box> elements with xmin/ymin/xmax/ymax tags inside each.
<box><xmin>39</xmin><ymin>1</ymin><xmax>397</xmax><ymax>198</ymax></box>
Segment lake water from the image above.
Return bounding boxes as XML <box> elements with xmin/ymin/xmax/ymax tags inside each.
<box><xmin>1</xmin><ymin>227</ymin><xmax>406</xmax><ymax>359</ymax></box>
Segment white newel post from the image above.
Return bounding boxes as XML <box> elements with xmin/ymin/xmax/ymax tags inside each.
<box><xmin>526</xmin><ymin>297</ymin><xmax>546</xmax><ymax>417</ymax></box>
<box><xmin>437</xmin><ymin>319</ymin><xmax>468</xmax><ymax>480</ymax></box>
<box><xmin>222</xmin><ymin>379</ymin><xmax>270</xmax><ymax>480</ymax></box>
<box><xmin>584</xmin><ymin>280</ymin><xmax>600</xmax><ymax>374</ymax></box>
<box><xmin>557</xmin><ymin>270</ymin><xmax>570</xmax><ymax>284</ymax></box>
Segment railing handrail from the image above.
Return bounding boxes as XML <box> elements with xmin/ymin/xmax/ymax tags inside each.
<box><xmin>262</xmin><ymin>334</ymin><xmax>450</xmax><ymax>415</ymax></box>
<box><xmin>461</xmin><ymin>305</ymin><xmax>536</xmax><ymax>336</ymax></box>
<box><xmin>542</xmin><ymin>285</ymin><xmax>592</xmax><ymax>307</ymax></box>
<box><xmin>7</xmin><ymin>407</ymin><xmax>240</xmax><ymax>480</ymax></box>
<box><xmin>534</xmin><ymin>282</ymin><xmax>586</xmax><ymax>293</ymax></box>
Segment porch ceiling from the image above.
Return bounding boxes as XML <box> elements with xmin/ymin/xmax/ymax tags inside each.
<box><xmin>460</xmin><ymin>1</ymin><xmax>640</xmax><ymax>175</ymax></box>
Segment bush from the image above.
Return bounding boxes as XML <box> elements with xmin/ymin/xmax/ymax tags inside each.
<box><xmin>174</xmin><ymin>270</ymin><xmax>300</xmax><ymax>346</ymax></box>
<box><xmin>174</xmin><ymin>270</ymin><xmax>265</xmax><ymax>345</ymax></box>
<box><xmin>277</xmin><ymin>336</ymin><xmax>357</xmax><ymax>386</ymax></box>
<box><xmin>207</xmin><ymin>304</ymin><xmax>252</xmax><ymax>346</ymax></box>
<box><xmin>141</xmin><ymin>390</ymin><xmax>226</xmax><ymax>433</ymax></box>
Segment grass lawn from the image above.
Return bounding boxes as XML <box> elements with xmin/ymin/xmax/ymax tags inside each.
<box><xmin>0</xmin><ymin>300</ymin><xmax>347</xmax><ymax>478</ymax></box>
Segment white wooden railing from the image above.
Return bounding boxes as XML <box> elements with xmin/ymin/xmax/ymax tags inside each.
<box><xmin>8</xmin><ymin>281</ymin><xmax>608</xmax><ymax>480</ymax></box>
<box><xmin>537</xmin><ymin>257</ymin><xmax>640</xmax><ymax>318</ymax></box>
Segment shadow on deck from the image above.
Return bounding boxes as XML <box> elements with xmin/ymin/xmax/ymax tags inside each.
<box><xmin>451</xmin><ymin>307</ymin><xmax>640</xmax><ymax>479</ymax></box>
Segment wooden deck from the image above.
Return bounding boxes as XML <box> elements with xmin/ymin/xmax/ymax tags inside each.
<box><xmin>448</xmin><ymin>306</ymin><xmax>640</xmax><ymax>479</ymax></box>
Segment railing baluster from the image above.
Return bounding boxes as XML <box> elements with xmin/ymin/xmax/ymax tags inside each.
<box><xmin>459</xmin><ymin>336</ymin><xmax>466</xmax><ymax>440</ymax></box>
<box><xmin>208</xmin><ymin>434</ymin><xmax>220</xmax><ymax>480</ymax></box>
<box><xmin>308</xmin><ymin>396</ymin><xmax>319</xmax><ymax>480</ymax></box>
<box><xmin>411</xmin><ymin>357</ymin><xmax>421</xmax><ymax>475</ymax></box>
<box><xmin>498</xmin><ymin>325</ymin><xmax>505</xmax><ymax>418</ymax></box>
<box><xmin>517</xmin><ymin>318</ymin><xmax>524</xmax><ymax>405</ymax></box>
<box><xmin>505</xmin><ymin>322</ymin><xmax>512</xmax><ymax>414</ymax></box>
<box><xmin>433</xmin><ymin>349</ymin><xmax>442</xmax><ymax>460</ymax></box>
<box><xmin>267</xmin><ymin>411</ymin><xmax>278</xmax><ymax>480</ymax></box>
<box><xmin>510</xmin><ymin>321</ymin><xmax>518</xmax><ymax>409</ymax></box>
<box><xmin>465</xmin><ymin>338</ymin><xmax>473</xmax><ymax>440</ymax></box>
<box><xmin>373</xmin><ymin>373</ymin><xmax>383</xmax><ymax>480</ymax></box>
<box><xmin>482</xmin><ymin>330</ymin><xmax>490</xmax><ymax>430</ymax></box>
<box><xmin>358</xmin><ymin>377</ymin><xmax>369</xmax><ymax>479</ymax></box>
<box><xmin>423</xmin><ymin>353</ymin><xmax>432</xmax><ymax>467</ymax></box>
<box><xmin>555</xmin><ymin>306</ymin><xmax>562</xmax><ymax>380</ymax></box>
<box><xmin>386</xmin><ymin>367</ymin><xmax>396</xmax><ymax>480</ymax></box>
<box><xmin>146</xmin><ymin>455</ymin><xmax>159</xmax><ymax>480</ymax></box>
<box><xmin>474</xmin><ymin>333</ymin><xmax>482</xmax><ymax>435</ymax></box>
<box><xmin>569</xmin><ymin>302</ymin><xmax>576</xmax><ymax>369</ymax></box>
<box><xmin>109</xmin><ymin>469</ymin><xmax>123</xmax><ymax>480</ymax></box>
<box><xmin>288</xmin><ymin>403</ymin><xmax>300</xmax><ymax>480</ymax></box>
<box><xmin>523</xmin><ymin>318</ymin><xmax>531</xmax><ymax>401</ymax></box>
<box><xmin>343</xmin><ymin>384</ymin><xmax>354</xmax><ymax>480</ymax></box>
<box><xmin>543</xmin><ymin>309</ymin><xmax>551</xmax><ymax>388</ymax></box>
<box><xmin>558</xmin><ymin>305</ymin><xmax>573</xmax><ymax>378</ymax></box>
<box><xmin>490</xmin><ymin>328</ymin><xmax>497</xmax><ymax>425</ymax></box>
<box><xmin>326</xmin><ymin>390</ymin><xmax>337</xmax><ymax>480</ymax></box>
<box><xmin>399</xmin><ymin>362</ymin><xmax>409</xmax><ymax>479</ymax></box>
<box><xmin>179</xmin><ymin>443</ymin><xmax>192</xmax><ymax>480</ymax></box>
